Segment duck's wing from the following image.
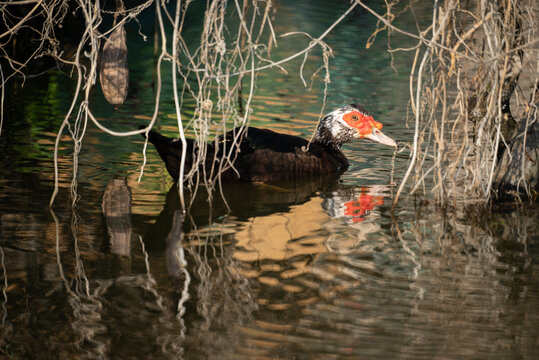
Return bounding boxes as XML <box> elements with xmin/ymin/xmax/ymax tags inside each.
<box><xmin>143</xmin><ymin>126</ymin><xmax>347</xmax><ymax>183</ymax></box>
<box><xmin>219</xmin><ymin>127</ymin><xmax>347</xmax><ymax>182</ymax></box>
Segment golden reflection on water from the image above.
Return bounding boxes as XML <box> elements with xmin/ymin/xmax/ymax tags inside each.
<box><xmin>235</xmin><ymin>197</ymin><xmax>328</xmax><ymax>262</ymax></box>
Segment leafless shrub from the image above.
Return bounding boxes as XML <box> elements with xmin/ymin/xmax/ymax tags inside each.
<box><xmin>4</xmin><ymin>0</ymin><xmax>535</xmax><ymax>209</ymax></box>
<box><xmin>356</xmin><ymin>0</ymin><xmax>538</xmax><ymax>206</ymax></box>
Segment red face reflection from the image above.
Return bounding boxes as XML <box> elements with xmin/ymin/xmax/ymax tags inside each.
<box><xmin>344</xmin><ymin>190</ymin><xmax>385</xmax><ymax>223</ymax></box>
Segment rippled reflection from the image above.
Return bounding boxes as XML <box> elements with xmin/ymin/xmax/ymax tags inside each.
<box><xmin>103</xmin><ymin>177</ymin><xmax>132</xmax><ymax>257</ymax></box>
<box><xmin>141</xmin><ymin>177</ymin><xmax>398</xmax><ymax>359</ymax></box>
<box><xmin>133</xmin><ymin>180</ymin><xmax>539</xmax><ymax>359</ymax></box>
<box><xmin>0</xmin><ymin>168</ymin><xmax>537</xmax><ymax>358</ymax></box>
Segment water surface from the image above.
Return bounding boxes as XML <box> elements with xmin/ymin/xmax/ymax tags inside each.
<box><xmin>1</xmin><ymin>1</ymin><xmax>538</xmax><ymax>359</ymax></box>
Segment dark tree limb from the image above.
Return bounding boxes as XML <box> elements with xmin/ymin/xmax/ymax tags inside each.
<box><xmin>493</xmin><ymin>82</ymin><xmax>539</xmax><ymax>199</ymax></box>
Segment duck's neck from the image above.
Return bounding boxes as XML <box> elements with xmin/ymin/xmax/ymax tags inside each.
<box><xmin>314</xmin><ymin>122</ymin><xmax>357</xmax><ymax>153</ymax></box>
<box><xmin>313</xmin><ymin>125</ymin><xmax>341</xmax><ymax>149</ymax></box>
<box><xmin>311</xmin><ymin>126</ymin><xmax>349</xmax><ymax>171</ymax></box>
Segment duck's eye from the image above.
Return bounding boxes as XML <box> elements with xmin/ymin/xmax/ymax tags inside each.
<box><xmin>352</xmin><ymin>115</ymin><xmax>359</xmax><ymax>121</ymax></box>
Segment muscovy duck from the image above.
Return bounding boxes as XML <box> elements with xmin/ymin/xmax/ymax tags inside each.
<box><xmin>142</xmin><ymin>104</ymin><xmax>396</xmax><ymax>182</ymax></box>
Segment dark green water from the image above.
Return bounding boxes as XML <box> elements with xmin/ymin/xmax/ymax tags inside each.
<box><xmin>1</xmin><ymin>1</ymin><xmax>538</xmax><ymax>359</ymax></box>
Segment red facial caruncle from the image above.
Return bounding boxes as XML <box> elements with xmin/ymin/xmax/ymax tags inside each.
<box><xmin>342</xmin><ymin>111</ymin><xmax>383</xmax><ymax>138</ymax></box>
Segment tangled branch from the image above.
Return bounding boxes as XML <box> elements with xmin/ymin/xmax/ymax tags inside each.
<box><xmin>355</xmin><ymin>0</ymin><xmax>538</xmax><ymax>206</ymax></box>
<box><xmin>0</xmin><ymin>0</ymin><xmax>360</xmax><ymax>208</ymax></box>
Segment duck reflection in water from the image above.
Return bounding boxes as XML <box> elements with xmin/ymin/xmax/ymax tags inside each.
<box><xmin>102</xmin><ymin>173</ymin><xmax>393</xmax><ymax>357</ymax></box>
<box><xmin>142</xmin><ymin>175</ymin><xmax>393</xmax><ymax>268</ymax></box>
<box><xmin>102</xmin><ymin>173</ymin><xmax>394</xmax><ymax>284</ymax></box>
<box><xmin>146</xmin><ymin>175</ymin><xmax>391</xmax><ymax>231</ymax></box>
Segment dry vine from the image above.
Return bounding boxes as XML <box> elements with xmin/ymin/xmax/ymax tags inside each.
<box><xmin>355</xmin><ymin>0</ymin><xmax>538</xmax><ymax>206</ymax></box>
<box><xmin>2</xmin><ymin>0</ymin><xmax>536</xmax><ymax>210</ymax></box>
<box><xmin>0</xmin><ymin>0</ymin><xmax>362</xmax><ymax>210</ymax></box>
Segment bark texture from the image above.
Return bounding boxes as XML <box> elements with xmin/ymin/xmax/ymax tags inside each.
<box><xmin>493</xmin><ymin>106</ymin><xmax>539</xmax><ymax>199</ymax></box>
<box><xmin>100</xmin><ymin>25</ymin><xmax>129</xmax><ymax>105</ymax></box>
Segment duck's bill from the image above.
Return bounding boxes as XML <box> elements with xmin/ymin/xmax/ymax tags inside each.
<box><xmin>364</xmin><ymin>128</ymin><xmax>397</xmax><ymax>147</ymax></box>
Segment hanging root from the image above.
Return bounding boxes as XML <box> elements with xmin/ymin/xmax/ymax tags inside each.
<box><xmin>358</xmin><ymin>0</ymin><xmax>539</xmax><ymax>207</ymax></box>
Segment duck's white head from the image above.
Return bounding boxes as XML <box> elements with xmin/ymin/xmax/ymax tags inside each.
<box><xmin>315</xmin><ymin>104</ymin><xmax>397</xmax><ymax>148</ymax></box>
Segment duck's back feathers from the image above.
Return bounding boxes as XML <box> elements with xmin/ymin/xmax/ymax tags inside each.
<box><xmin>142</xmin><ymin>126</ymin><xmax>349</xmax><ymax>182</ymax></box>
<box><xmin>237</xmin><ymin>128</ymin><xmax>348</xmax><ymax>181</ymax></box>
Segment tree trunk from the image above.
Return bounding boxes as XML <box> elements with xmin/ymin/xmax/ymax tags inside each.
<box><xmin>493</xmin><ymin>82</ymin><xmax>539</xmax><ymax>199</ymax></box>
<box><xmin>493</xmin><ymin>116</ymin><xmax>539</xmax><ymax>199</ymax></box>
